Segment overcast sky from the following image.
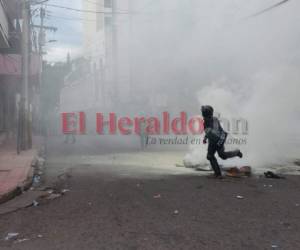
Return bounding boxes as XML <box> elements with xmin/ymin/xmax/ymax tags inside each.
<box><xmin>40</xmin><ymin>0</ymin><xmax>296</xmax><ymax>62</ymax></box>
<box><xmin>40</xmin><ymin>0</ymin><xmax>83</xmax><ymax>62</ymax></box>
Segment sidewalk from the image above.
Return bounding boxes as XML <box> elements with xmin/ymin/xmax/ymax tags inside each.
<box><xmin>0</xmin><ymin>144</ymin><xmax>37</xmax><ymax>204</ymax></box>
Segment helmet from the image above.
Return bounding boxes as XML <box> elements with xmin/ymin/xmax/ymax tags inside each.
<box><xmin>201</xmin><ymin>105</ymin><xmax>214</xmax><ymax>118</ymax></box>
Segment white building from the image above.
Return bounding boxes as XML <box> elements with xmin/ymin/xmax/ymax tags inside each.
<box><xmin>82</xmin><ymin>0</ymin><xmax>132</xmax><ymax>110</ymax></box>
<box><xmin>61</xmin><ymin>0</ymin><xmax>170</xmax><ymax>114</ymax></box>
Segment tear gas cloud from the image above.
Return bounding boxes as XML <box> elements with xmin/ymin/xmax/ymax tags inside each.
<box><xmin>127</xmin><ymin>0</ymin><xmax>300</xmax><ymax>167</ymax></box>
<box><xmin>59</xmin><ymin>0</ymin><xmax>300</xmax><ymax>168</ymax></box>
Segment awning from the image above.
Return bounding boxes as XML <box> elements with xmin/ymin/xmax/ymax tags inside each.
<box><xmin>0</xmin><ymin>54</ymin><xmax>40</xmax><ymax>76</ymax></box>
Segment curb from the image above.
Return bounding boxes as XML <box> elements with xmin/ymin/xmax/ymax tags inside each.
<box><xmin>0</xmin><ymin>152</ymin><xmax>37</xmax><ymax>205</ymax></box>
<box><xmin>0</xmin><ymin>186</ymin><xmax>23</xmax><ymax>205</ymax></box>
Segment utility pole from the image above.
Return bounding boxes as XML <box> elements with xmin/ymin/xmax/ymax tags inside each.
<box><xmin>112</xmin><ymin>0</ymin><xmax>119</xmax><ymax>105</ymax></box>
<box><xmin>20</xmin><ymin>0</ymin><xmax>30</xmax><ymax>150</ymax></box>
<box><xmin>37</xmin><ymin>6</ymin><xmax>45</xmax><ymax>136</ymax></box>
<box><xmin>38</xmin><ymin>7</ymin><xmax>46</xmax><ymax>55</ymax></box>
<box><xmin>128</xmin><ymin>0</ymin><xmax>133</xmax><ymax>102</ymax></box>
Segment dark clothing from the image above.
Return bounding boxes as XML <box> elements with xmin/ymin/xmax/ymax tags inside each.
<box><xmin>203</xmin><ymin>117</ymin><xmax>227</xmax><ymax>147</ymax></box>
<box><xmin>204</xmin><ymin>116</ymin><xmax>239</xmax><ymax>176</ymax></box>
<box><xmin>207</xmin><ymin>143</ymin><xmax>240</xmax><ymax>176</ymax></box>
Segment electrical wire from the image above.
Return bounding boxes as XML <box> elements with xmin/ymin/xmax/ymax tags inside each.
<box><xmin>245</xmin><ymin>0</ymin><xmax>291</xmax><ymax>19</ymax></box>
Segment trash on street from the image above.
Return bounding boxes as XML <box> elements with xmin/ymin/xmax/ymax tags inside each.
<box><xmin>32</xmin><ymin>200</ymin><xmax>39</xmax><ymax>206</ymax></box>
<box><xmin>264</xmin><ymin>171</ymin><xmax>285</xmax><ymax>179</ymax></box>
<box><xmin>5</xmin><ymin>233</ymin><xmax>19</xmax><ymax>241</ymax></box>
<box><xmin>153</xmin><ymin>194</ymin><xmax>161</xmax><ymax>199</ymax></box>
<box><xmin>15</xmin><ymin>238</ymin><xmax>29</xmax><ymax>243</ymax></box>
<box><xmin>61</xmin><ymin>189</ymin><xmax>70</xmax><ymax>194</ymax></box>
<box><xmin>46</xmin><ymin>193</ymin><xmax>61</xmax><ymax>200</ymax></box>
<box><xmin>225</xmin><ymin>166</ymin><xmax>252</xmax><ymax>178</ymax></box>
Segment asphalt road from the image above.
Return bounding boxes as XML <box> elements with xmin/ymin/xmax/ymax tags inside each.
<box><xmin>0</xmin><ymin>138</ymin><xmax>300</xmax><ymax>250</ymax></box>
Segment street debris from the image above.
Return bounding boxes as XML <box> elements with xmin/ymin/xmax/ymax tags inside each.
<box><xmin>236</xmin><ymin>195</ymin><xmax>244</xmax><ymax>199</ymax></box>
<box><xmin>264</xmin><ymin>171</ymin><xmax>285</xmax><ymax>179</ymax></box>
<box><xmin>271</xmin><ymin>244</ymin><xmax>279</xmax><ymax>248</ymax></box>
<box><xmin>0</xmin><ymin>186</ymin><xmax>69</xmax><ymax>215</ymax></box>
<box><xmin>15</xmin><ymin>238</ymin><xmax>29</xmax><ymax>243</ymax></box>
<box><xmin>263</xmin><ymin>184</ymin><xmax>273</xmax><ymax>188</ymax></box>
<box><xmin>37</xmin><ymin>157</ymin><xmax>45</xmax><ymax>167</ymax></box>
<box><xmin>174</xmin><ymin>210</ymin><xmax>179</xmax><ymax>215</ymax></box>
<box><xmin>32</xmin><ymin>200</ymin><xmax>39</xmax><ymax>207</ymax></box>
<box><xmin>153</xmin><ymin>194</ymin><xmax>161</xmax><ymax>199</ymax></box>
<box><xmin>61</xmin><ymin>189</ymin><xmax>70</xmax><ymax>194</ymax></box>
<box><xmin>37</xmin><ymin>234</ymin><xmax>43</xmax><ymax>238</ymax></box>
<box><xmin>46</xmin><ymin>193</ymin><xmax>61</xmax><ymax>200</ymax></box>
<box><xmin>294</xmin><ymin>160</ymin><xmax>300</xmax><ymax>166</ymax></box>
<box><xmin>225</xmin><ymin>166</ymin><xmax>252</xmax><ymax>178</ymax></box>
<box><xmin>0</xmin><ymin>190</ymin><xmax>49</xmax><ymax>215</ymax></box>
<box><xmin>33</xmin><ymin>175</ymin><xmax>41</xmax><ymax>186</ymax></box>
<box><xmin>5</xmin><ymin>233</ymin><xmax>19</xmax><ymax>241</ymax></box>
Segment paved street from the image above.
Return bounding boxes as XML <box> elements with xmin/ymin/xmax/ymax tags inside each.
<box><xmin>0</xmin><ymin>138</ymin><xmax>300</xmax><ymax>250</ymax></box>
<box><xmin>0</xmin><ymin>0</ymin><xmax>299</xmax><ymax>249</ymax></box>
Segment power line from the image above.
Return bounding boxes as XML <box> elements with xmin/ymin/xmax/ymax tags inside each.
<box><xmin>246</xmin><ymin>0</ymin><xmax>291</xmax><ymax>19</ymax></box>
<box><xmin>46</xmin><ymin>3</ymin><xmax>130</xmax><ymax>14</ymax></box>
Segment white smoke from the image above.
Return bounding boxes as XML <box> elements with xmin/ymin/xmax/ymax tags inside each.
<box><xmin>195</xmin><ymin>65</ymin><xmax>300</xmax><ymax>168</ymax></box>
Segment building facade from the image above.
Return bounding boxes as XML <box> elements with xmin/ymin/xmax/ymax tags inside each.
<box><xmin>81</xmin><ymin>0</ymin><xmax>132</xmax><ymax>111</ymax></box>
<box><xmin>0</xmin><ymin>0</ymin><xmax>40</xmax><ymax>147</ymax></box>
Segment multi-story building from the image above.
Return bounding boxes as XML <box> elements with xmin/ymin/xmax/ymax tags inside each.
<box><xmin>81</xmin><ymin>0</ymin><xmax>131</xmax><ymax>111</ymax></box>
<box><xmin>0</xmin><ymin>0</ymin><xmax>40</xmax><ymax>146</ymax></box>
<box><xmin>62</xmin><ymin>0</ymin><xmax>179</xmax><ymax>116</ymax></box>
<box><xmin>0</xmin><ymin>0</ymin><xmax>21</xmax><ymax>144</ymax></box>
<box><xmin>82</xmin><ymin>0</ymin><xmax>175</xmax><ymax>112</ymax></box>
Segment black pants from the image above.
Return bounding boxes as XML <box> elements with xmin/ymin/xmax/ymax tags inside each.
<box><xmin>207</xmin><ymin>143</ymin><xmax>240</xmax><ymax>176</ymax></box>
